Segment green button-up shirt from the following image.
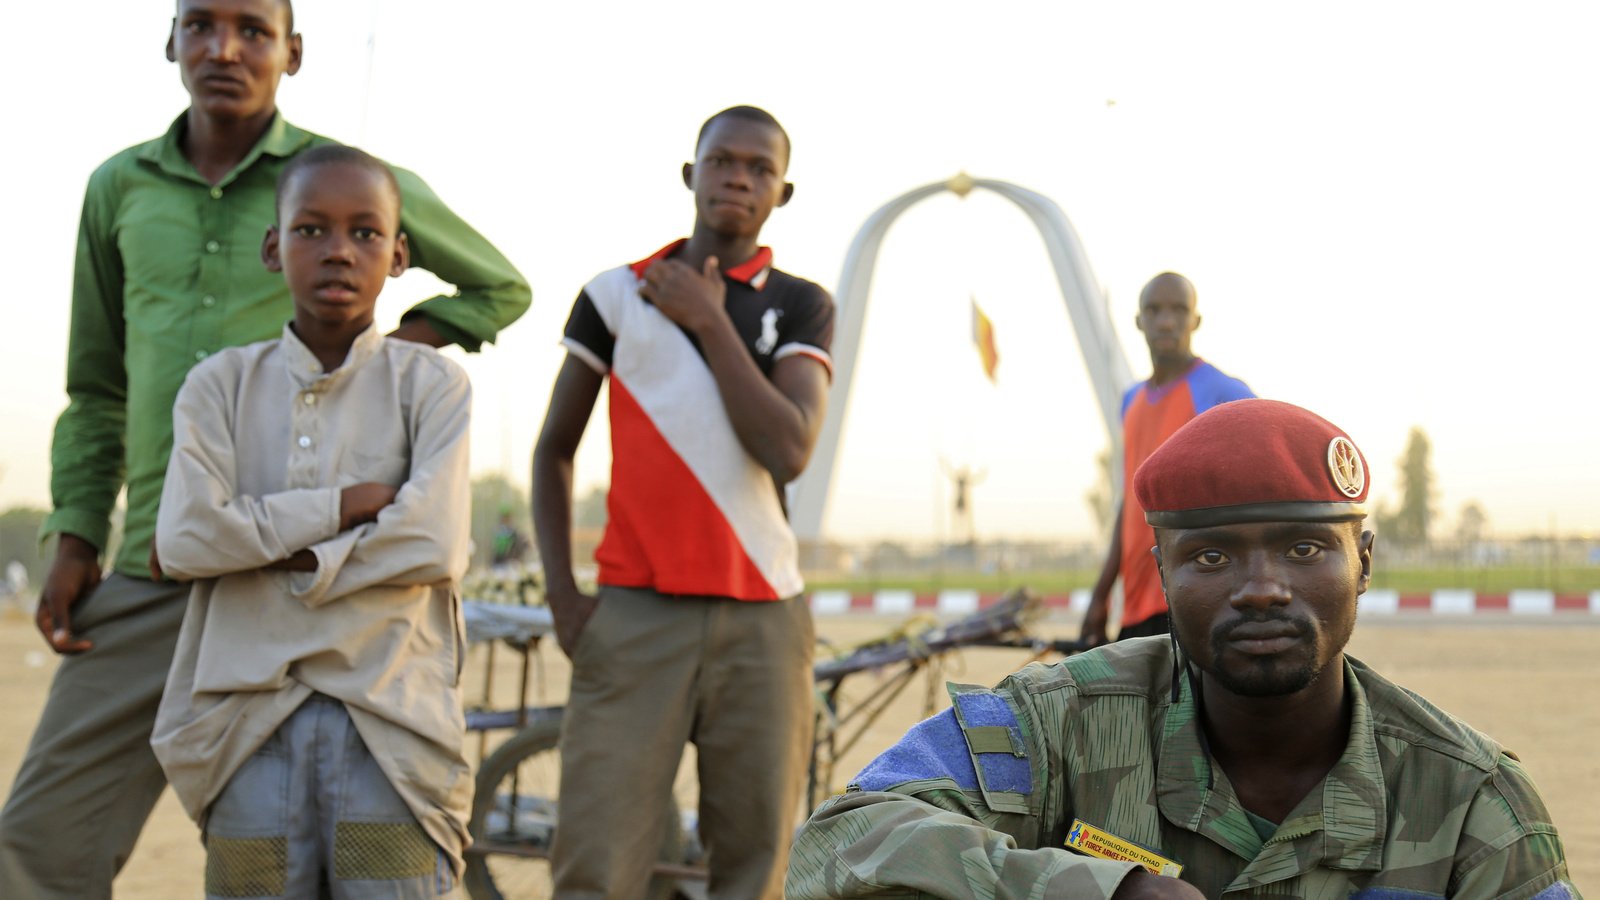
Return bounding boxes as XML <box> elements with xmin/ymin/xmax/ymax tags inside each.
<box><xmin>45</xmin><ymin>112</ymin><xmax>530</xmax><ymax>577</ymax></box>
<box><xmin>788</xmin><ymin>639</ymin><xmax>1577</xmax><ymax>899</ymax></box>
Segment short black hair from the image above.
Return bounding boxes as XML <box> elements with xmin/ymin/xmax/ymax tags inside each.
<box><xmin>275</xmin><ymin>144</ymin><xmax>401</xmax><ymax>223</ymax></box>
<box><xmin>175</xmin><ymin>0</ymin><xmax>293</xmax><ymax>34</ymax></box>
<box><xmin>695</xmin><ymin>105</ymin><xmax>791</xmax><ymax>168</ymax></box>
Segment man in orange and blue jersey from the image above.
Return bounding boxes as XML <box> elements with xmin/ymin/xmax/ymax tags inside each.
<box><xmin>1080</xmin><ymin>272</ymin><xmax>1253</xmax><ymax>645</ymax></box>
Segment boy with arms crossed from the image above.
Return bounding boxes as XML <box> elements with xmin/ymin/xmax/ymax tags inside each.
<box><xmin>533</xmin><ymin>106</ymin><xmax>834</xmax><ymax>899</ymax></box>
<box><xmin>151</xmin><ymin>145</ymin><xmax>472</xmax><ymax>898</ymax></box>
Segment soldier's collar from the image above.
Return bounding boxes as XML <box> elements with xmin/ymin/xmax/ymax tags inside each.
<box><xmin>1156</xmin><ymin>658</ymin><xmax>1387</xmax><ymax>873</ymax></box>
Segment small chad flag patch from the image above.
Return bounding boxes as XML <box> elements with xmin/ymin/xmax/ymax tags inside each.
<box><xmin>1064</xmin><ymin>818</ymin><xmax>1183</xmax><ymax>877</ymax></box>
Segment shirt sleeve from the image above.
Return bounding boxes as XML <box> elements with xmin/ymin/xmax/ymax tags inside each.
<box><xmin>772</xmin><ymin>282</ymin><xmax>835</xmax><ymax>377</ymax></box>
<box><xmin>155</xmin><ymin>366</ymin><xmax>343</xmax><ymax>580</ymax></box>
<box><xmin>1120</xmin><ymin>383</ymin><xmax>1141</xmax><ymax>420</ymax></box>
<box><xmin>1447</xmin><ymin>754</ymin><xmax>1578</xmax><ymax>900</ymax></box>
<box><xmin>786</xmin><ymin>686</ymin><xmax>1140</xmax><ymax>898</ymax></box>
<box><xmin>390</xmin><ymin>166</ymin><xmax>531</xmax><ymax>353</ymax></box>
<box><xmin>288</xmin><ymin>360</ymin><xmax>472</xmax><ymax>608</ymax></box>
<box><xmin>1188</xmin><ymin>364</ymin><xmax>1255</xmax><ymax>413</ymax></box>
<box><xmin>43</xmin><ymin>166</ymin><xmax>131</xmax><ymax>552</ymax></box>
<box><xmin>560</xmin><ymin>289</ymin><xmax>614</xmax><ymax>376</ymax></box>
<box><xmin>789</xmin><ymin>791</ymin><xmax>1138</xmax><ymax>899</ymax></box>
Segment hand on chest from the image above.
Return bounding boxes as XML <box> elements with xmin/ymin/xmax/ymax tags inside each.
<box><xmin>631</xmin><ymin>285</ymin><xmax>786</xmax><ymax>373</ymax></box>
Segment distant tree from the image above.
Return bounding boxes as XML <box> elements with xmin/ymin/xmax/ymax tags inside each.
<box><xmin>1455</xmin><ymin>501</ymin><xmax>1488</xmax><ymax>545</ymax></box>
<box><xmin>1379</xmin><ymin>427</ymin><xmax>1435</xmax><ymax>547</ymax></box>
<box><xmin>1084</xmin><ymin>447</ymin><xmax>1114</xmax><ymax>536</ymax></box>
<box><xmin>470</xmin><ymin>474</ymin><xmax>531</xmax><ymax>569</ymax></box>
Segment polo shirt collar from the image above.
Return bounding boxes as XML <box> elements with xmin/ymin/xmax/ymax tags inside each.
<box><xmin>280</xmin><ymin>321</ymin><xmax>385</xmax><ymax>388</ymax></box>
<box><xmin>629</xmin><ymin>239</ymin><xmax>774</xmax><ymax>290</ymax></box>
<box><xmin>140</xmin><ymin>110</ymin><xmax>313</xmax><ymax>187</ymax></box>
<box><xmin>1157</xmin><ymin>657</ymin><xmax>1385</xmax><ymax>877</ymax></box>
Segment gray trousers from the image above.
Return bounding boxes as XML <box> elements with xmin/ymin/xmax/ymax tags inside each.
<box><xmin>204</xmin><ymin>694</ymin><xmax>456</xmax><ymax>899</ymax></box>
<box><xmin>0</xmin><ymin>573</ymin><xmax>187</xmax><ymax>900</ymax></box>
<box><xmin>551</xmin><ymin>586</ymin><xmax>814</xmax><ymax>900</ymax></box>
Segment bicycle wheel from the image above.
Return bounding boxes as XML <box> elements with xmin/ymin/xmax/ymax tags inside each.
<box><xmin>464</xmin><ymin>713</ymin><xmax>684</xmax><ymax>900</ymax></box>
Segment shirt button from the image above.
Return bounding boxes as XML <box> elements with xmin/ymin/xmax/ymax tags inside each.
<box><xmin>303</xmin><ymin>393</ymin><xmax>317</xmax><ymax>406</ymax></box>
<box><xmin>201</xmin><ymin>294</ymin><xmax>216</xmax><ymax>308</ymax></box>
<box><xmin>210</xmin><ymin>186</ymin><xmax>223</xmax><ymax>200</ymax></box>
<box><xmin>194</xmin><ymin>350</ymin><xmax>208</xmax><ymax>361</ymax></box>
<box><xmin>298</xmin><ymin>436</ymin><xmax>312</xmax><ymax>449</ymax></box>
<box><xmin>205</xmin><ymin>240</ymin><xmax>220</xmax><ymax>253</ymax></box>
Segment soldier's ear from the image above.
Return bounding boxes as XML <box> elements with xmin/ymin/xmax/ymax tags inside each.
<box><xmin>1151</xmin><ymin>543</ymin><xmax>1167</xmax><ymax>596</ymax></box>
<box><xmin>1356</xmin><ymin>529</ymin><xmax>1375</xmax><ymax>594</ymax></box>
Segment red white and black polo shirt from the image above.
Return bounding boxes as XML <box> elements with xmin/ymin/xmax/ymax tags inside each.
<box><xmin>562</xmin><ymin>240</ymin><xmax>835</xmax><ymax>601</ymax></box>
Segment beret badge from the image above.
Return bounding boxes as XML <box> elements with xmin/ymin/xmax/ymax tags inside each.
<box><xmin>1327</xmin><ymin>437</ymin><xmax>1366</xmax><ymax>499</ymax></box>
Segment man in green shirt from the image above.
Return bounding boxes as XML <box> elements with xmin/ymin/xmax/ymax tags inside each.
<box><xmin>0</xmin><ymin>1</ymin><xmax>529</xmax><ymax>896</ymax></box>
<box><xmin>788</xmin><ymin>400</ymin><xmax>1576</xmax><ymax>899</ymax></box>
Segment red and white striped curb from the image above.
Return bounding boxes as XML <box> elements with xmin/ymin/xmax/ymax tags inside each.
<box><xmin>807</xmin><ymin>589</ymin><xmax>1600</xmax><ymax>616</ymax></box>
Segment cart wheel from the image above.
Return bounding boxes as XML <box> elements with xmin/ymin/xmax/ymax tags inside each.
<box><xmin>464</xmin><ymin>713</ymin><xmax>684</xmax><ymax>899</ymax></box>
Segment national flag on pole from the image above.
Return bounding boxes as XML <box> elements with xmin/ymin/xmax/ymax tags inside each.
<box><xmin>971</xmin><ymin>297</ymin><xmax>999</xmax><ymax>383</ymax></box>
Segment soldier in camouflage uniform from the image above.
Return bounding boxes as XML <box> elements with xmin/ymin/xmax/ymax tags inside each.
<box><xmin>788</xmin><ymin>400</ymin><xmax>1576</xmax><ymax>899</ymax></box>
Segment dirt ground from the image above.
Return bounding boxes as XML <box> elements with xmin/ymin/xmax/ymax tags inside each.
<box><xmin>0</xmin><ymin>607</ymin><xmax>1593</xmax><ymax>897</ymax></box>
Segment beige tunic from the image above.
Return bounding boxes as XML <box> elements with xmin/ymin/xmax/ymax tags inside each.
<box><xmin>151</xmin><ymin>323</ymin><xmax>473</xmax><ymax>873</ymax></box>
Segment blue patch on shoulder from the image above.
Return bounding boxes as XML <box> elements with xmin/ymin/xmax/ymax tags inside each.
<box><xmin>952</xmin><ymin>693</ymin><xmax>1032</xmax><ymax>795</ymax></box>
<box><xmin>1530</xmin><ymin>884</ymin><xmax>1575</xmax><ymax>900</ymax></box>
<box><xmin>851</xmin><ymin>709</ymin><xmax>979</xmax><ymax>792</ymax></box>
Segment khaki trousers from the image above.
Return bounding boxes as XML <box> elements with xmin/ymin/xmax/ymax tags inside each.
<box><xmin>551</xmin><ymin>586</ymin><xmax>814</xmax><ymax>900</ymax></box>
<box><xmin>0</xmin><ymin>573</ymin><xmax>189</xmax><ymax>899</ymax></box>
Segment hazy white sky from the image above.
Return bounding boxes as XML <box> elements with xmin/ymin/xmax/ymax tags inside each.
<box><xmin>3</xmin><ymin>1</ymin><xmax>1598</xmax><ymax>542</ymax></box>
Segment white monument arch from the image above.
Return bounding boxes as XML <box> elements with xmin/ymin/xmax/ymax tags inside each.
<box><xmin>788</xmin><ymin>174</ymin><xmax>1134</xmax><ymax>542</ymax></box>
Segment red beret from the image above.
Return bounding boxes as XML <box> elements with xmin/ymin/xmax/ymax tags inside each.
<box><xmin>1133</xmin><ymin>399</ymin><xmax>1369</xmax><ymax>528</ymax></box>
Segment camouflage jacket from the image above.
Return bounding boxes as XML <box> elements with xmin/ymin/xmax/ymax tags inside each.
<box><xmin>787</xmin><ymin>639</ymin><xmax>1577</xmax><ymax>899</ymax></box>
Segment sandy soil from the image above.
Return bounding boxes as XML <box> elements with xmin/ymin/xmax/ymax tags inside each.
<box><xmin>0</xmin><ymin>608</ymin><xmax>1593</xmax><ymax>897</ymax></box>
